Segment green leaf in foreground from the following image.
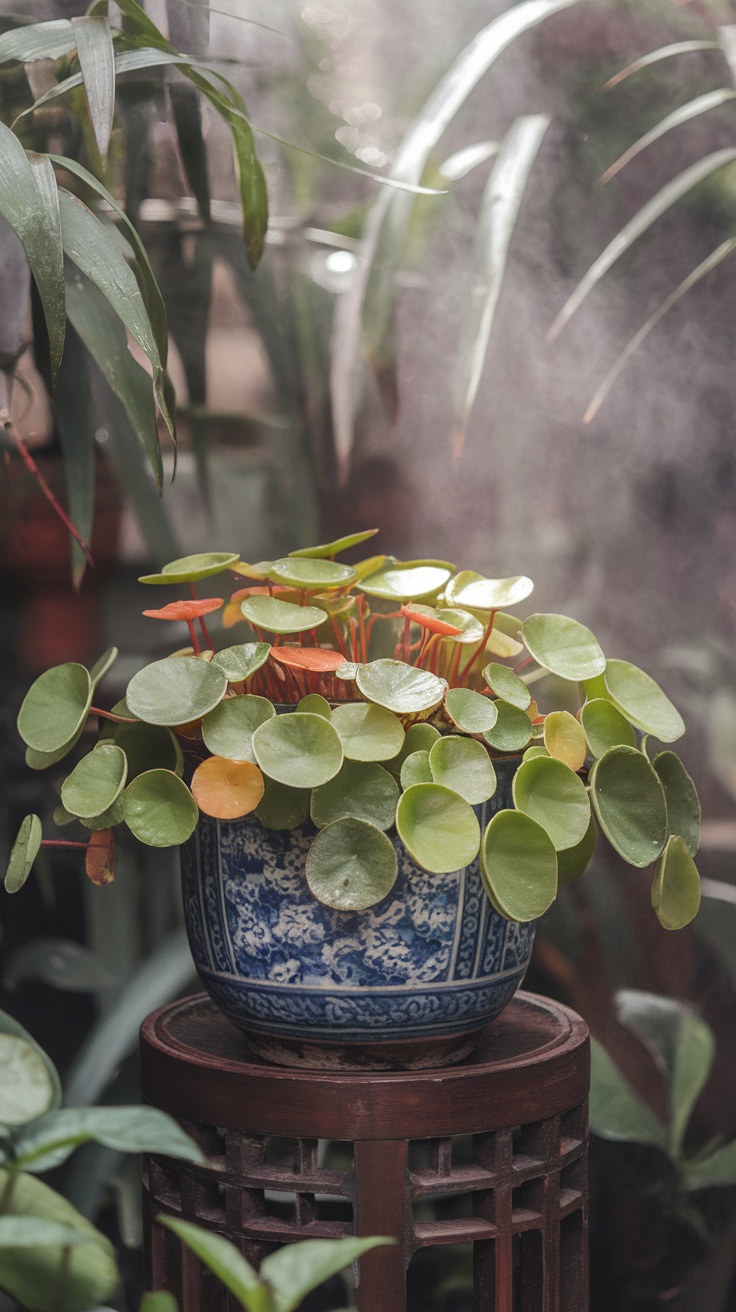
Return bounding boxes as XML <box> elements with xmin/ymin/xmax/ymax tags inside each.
<box><xmin>4</xmin><ymin>814</ymin><xmax>42</xmax><ymax>894</ymax></box>
<box><xmin>396</xmin><ymin>784</ymin><xmax>480</xmax><ymax>873</ymax></box>
<box><xmin>581</xmin><ymin>697</ymin><xmax>636</xmax><ymax>758</ymax></box>
<box><xmin>590</xmin><ymin>746</ymin><xmax>668</xmax><ymax>868</ymax></box>
<box><xmin>445</xmin><ymin>686</ymin><xmax>498</xmax><ymax>734</ymax></box>
<box><xmin>11</xmin><ymin>1105</ymin><xmax>205</xmax><ymax>1175</ymax></box>
<box><xmin>400</xmin><ymin>750</ymin><xmax>433</xmax><ymax>790</ymax></box>
<box><xmin>521</xmin><ymin>613</ymin><xmax>606</xmax><ymax>681</ymax></box>
<box><xmin>253</xmin><ymin>713</ymin><xmax>343</xmax><ymax>789</ymax></box>
<box><xmin>261</xmin><ymin>1236</ymin><xmax>394</xmax><ymax>1312</ymax></box>
<box><xmin>444</xmin><ymin>570</ymin><xmax>534</xmax><ymax>611</ymax></box>
<box><xmin>604</xmin><ymin>658</ymin><xmax>685</xmax><ymax>743</ymax></box>
<box><xmin>255</xmin><ymin>778</ymin><xmax>310</xmax><ymax>830</ymax></box>
<box><xmin>202</xmin><ymin>695</ymin><xmax>275</xmax><ymax>763</ymax></box>
<box><xmin>0</xmin><ymin>1009</ymin><xmax>61</xmax><ymax>1118</ymax></box>
<box><xmin>157</xmin><ymin>1217</ymin><xmax>265</xmax><ymax>1312</ymax></box>
<box><xmin>0</xmin><ymin>1032</ymin><xmax>57</xmax><ymax>1126</ymax></box>
<box><xmin>268</xmin><ymin>557</ymin><xmax>357</xmax><ymax>590</ymax></box>
<box><xmin>480</xmin><ymin>809</ymin><xmax>557</xmax><ymax>921</ymax></box>
<box><xmin>124</xmin><ymin>770</ymin><xmax>199</xmax><ymax>847</ymax></box>
<box><xmin>482</xmin><ymin>661</ymin><xmax>531</xmax><ymax>709</ymax></box>
<box><xmin>240</xmin><ymin>595</ymin><xmax>328</xmax><ymax>635</ymax></box>
<box><xmin>0</xmin><ymin>1218</ymin><xmax>103</xmax><ymax>1249</ymax></box>
<box><xmin>651</xmin><ymin>835</ymin><xmax>701</xmax><ymax>930</ymax></box>
<box><xmin>140</xmin><ymin>551</ymin><xmax>240</xmax><ymax>584</ymax></box>
<box><xmin>211</xmin><ymin>642</ymin><xmax>271</xmax><ymax>683</ymax></box>
<box><xmin>588</xmin><ymin>1037</ymin><xmax>668</xmax><ymax>1150</ymax></box>
<box><xmin>653</xmin><ymin>751</ymin><xmax>701</xmax><ymax>856</ymax></box>
<box><xmin>331</xmin><ymin>702</ymin><xmax>405</xmax><ymax>761</ymax></box>
<box><xmin>126</xmin><ymin>656</ymin><xmax>227</xmax><ymax>726</ymax></box>
<box><xmin>429</xmin><ymin>736</ymin><xmax>497</xmax><ymax>805</ymax></box>
<box><xmin>356</xmin><ymin>659</ymin><xmax>447</xmax><ymax>716</ymax></box>
<box><xmin>306</xmin><ymin>817</ymin><xmax>398</xmax><ymax>910</ymax></box>
<box><xmin>17</xmin><ymin>662</ymin><xmax>92</xmax><ymax>753</ymax></box>
<box><xmin>311</xmin><ymin>761</ymin><xmax>399</xmax><ymax>830</ymax></box>
<box><xmin>483</xmin><ymin>700</ymin><xmax>533</xmax><ymax>752</ymax></box>
<box><xmin>60</xmin><ymin>743</ymin><xmax>127</xmax><ymax>819</ymax></box>
<box><xmin>557</xmin><ymin>817</ymin><xmax>597</xmax><ymax>885</ymax></box>
<box><xmin>512</xmin><ymin>755</ymin><xmax>591</xmax><ymax>851</ymax></box>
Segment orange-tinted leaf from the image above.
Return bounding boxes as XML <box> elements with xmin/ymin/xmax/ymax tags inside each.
<box><xmin>400</xmin><ymin>606</ymin><xmax>463</xmax><ymax>636</ymax></box>
<box><xmin>191</xmin><ymin>756</ymin><xmax>265</xmax><ymax>819</ymax></box>
<box><xmin>143</xmin><ymin>598</ymin><xmax>224</xmax><ymax>621</ymax></box>
<box><xmin>85</xmin><ymin>829</ymin><xmax>116</xmax><ymax>885</ymax></box>
<box><xmin>270</xmin><ymin>646</ymin><xmax>347</xmax><ymax>672</ymax></box>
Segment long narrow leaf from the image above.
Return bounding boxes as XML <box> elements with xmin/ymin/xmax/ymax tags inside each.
<box><xmin>262</xmin><ymin>1238</ymin><xmax>393</xmax><ymax>1312</ymax></box>
<box><xmin>331</xmin><ymin>0</ymin><xmax>582</xmax><ymax>476</ymax></box>
<box><xmin>452</xmin><ymin>114</ymin><xmax>549</xmax><ymax>456</ymax></box>
<box><xmin>71</xmin><ymin>16</ymin><xmax>115</xmax><ymax>162</ymax></box>
<box><xmin>57</xmin><ymin>187</ymin><xmax>174</xmax><ymax>441</ymax></box>
<box><xmin>167</xmin><ymin>0</ymin><xmax>210</xmax><ymax>220</ymax></box>
<box><xmin>11</xmin><ymin>1106</ymin><xmax>204</xmax><ymax>1175</ymax></box>
<box><xmin>96</xmin><ymin>374</ymin><xmax>180</xmax><ymax>562</ymax></box>
<box><xmin>158</xmin><ymin>1218</ymin><xmax>268</xmax><ymax>1312</ymax></box>
<box><xmin>54</xmin><ymin>323</ymin><xmax>96</xmax><ymax>586</ymax></box>
<box><xmin>548</xmin><ymin>148</ymin><xmax>736</xmax><ymax>340</ymax></box>
<box><xmin>604</xmin><ymin>40</ymin><xmax>719</xmax><ymax>90</ymax></box>
<box><xmin>718</xmin><ymin>25</ymin><xmax>736</xmax><ymax>85</ymax></box>
<box><xmin>0</xmin><ymin>127</ymin><xmax>65</xmax><ymax>381</ymax></box>
<box><xmin>585</xmin><ymin>236</ymin><xmax>736</xmax><ymax>422</ymax></box>
<box><xmin>0</xmin><ymin>19</ymin><xmax>76</xmax><ymax>65</ymax></box>
<box><xmin>601</xmin><ymin>89</ymin><xmax>736</xmax><ymax>183</ymax></box>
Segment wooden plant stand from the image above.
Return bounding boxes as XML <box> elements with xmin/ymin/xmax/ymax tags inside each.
<box><xmin>140</xmin><ymin>991</ymin><xmax>589</xmax><ymax>1311</ymax></box>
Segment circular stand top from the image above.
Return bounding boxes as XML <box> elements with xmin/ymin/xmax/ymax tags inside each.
<box><xmin>141</xmin><ymin>993</ymin><xmax>589</xmax><ymax>1141</ymax></box>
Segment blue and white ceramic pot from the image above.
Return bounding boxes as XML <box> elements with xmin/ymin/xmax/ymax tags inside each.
<box><xmin>180</xmin><ymin>761</ymin><xmax>535</xmax><ymax>1069</ymax></box>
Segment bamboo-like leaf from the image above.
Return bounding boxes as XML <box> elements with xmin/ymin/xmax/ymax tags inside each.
<box><xmin>0</xmin><ymin>128</ymin><xmax>65</xmax><ymax>382</ymax></box>
<box><xmin>603</xmin><ymin>40</ymin><xmax>719</xmax><ymax>91</ymax></box>
<box><xmin>549</xmin><ymin>148</ymin><xmax>736</xmax><ymax>340</ymax></box>
<box><xmin>0</xmin><ymin>19</ymin><xmax>76</xmax><ymax>65</ymax></box>
<box><xmin>71</xmin><ymin>16</ymin><xmax>115</xmax><ymax>162</ymax></box>
<box><xmin>331</xmin><ymin>0</ymin><xmax>581</xmax><ymax>475</ymax></box>
<box><xmin>58</xmin><ymin>187</ymin><xmax>174</xmax><ymax>441</ymax></box>
<box><xmin>167</xmin><ymin>0</ymin><xmax>211</xmax><ymax>222</ymax></box>
<box><xmin>601</xmin><ymin>90</ymin><xmax>736</xmax><ymax>183</ymax></box>
<box><xmin>584</xmin><ymin>236</ymin><xmax>736</xmax><ymax>422</ymax></box>
<box><xmin>452</xmin><ymin>114</ymin><xmax>548</xmax><ymax>456</ymax></box>
<box><xmin>55</xmin><ymin>324</ymin><xmax>96</xmax><ymax>586</ymax></box>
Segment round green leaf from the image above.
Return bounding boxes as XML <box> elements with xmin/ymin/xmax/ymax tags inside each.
<box><xmin>0</xmin><ymin>1033</ymin><xmax>56</xmax><ymax>1124</ymax></box>
<box><xmin>139</xmin><ymin>550</ymin><xmax>239</xmax><ymax>584</ymax></box>
<box><xmin>482</xmin><ymin>661</ymin><xmax>531</xmax><ymax>710</ymax></box>
<box><xmin>356</xmin><ymin>660</ymin><xmax>447</xmax><ymax>715</ymax></box>
<box><xmin>126</xmin><ymin>657</ymin><xmax>227</xmax><ymax>726</ymax></box>
<box><xmin>25</xmin><ymin>736</ymin><xmax>86</xmax><ymax>771</ymax></box>
<box><xmin>400</xmin><ymin>750</ymin><xmax>433</xmax><ymax>790</ymax></box>
<box><xmin>255</xmin><ymin>778</ymin><xmax>310</xmax><ymax>830</ymax></box>
<box><xmin>124</xmin><ymin>770</ymin><xmax>199</xmax><ymax>846</ymax></box>
<box><xmin>201</xmin><ymin>694</ymin><xmax>275</xmax><ymax>763</ymax></box>
<box><xmin>331</xmin><ymin>702</ymin><xmax>405</xmax><ymax>762</ymax></box>
<box><xmin>434</xmin><ymin>607</ymin><xmax>485</xmax><ymax>645</ymax></box>
<box><xmin>483</xmin><ymin>701</ymin><xmax>533</xmax><ymax>752</ymax></box>
<box><xmin>268</xmin><ymin>557</ymin><xmax>357</xmax><ymax>590</ymax></box>
<box><xmin>388</xmin><ymin>722</ymin><xmax>441</xmax><ymax>774</ymax></box>
<box><xmin>512</xmin><ymin>756</ymin><xmax>591</xmax><ymax>851</ymax></box>
<box><xmin>89</xmin><ymin>647</ymin><xmax>118</xmax><ymax>685</ymax></box>
<box><xmin>211</xmin><ymin>642</ymin><xmax>271</xmax><ymax>683</ymax></box>
<box><xmin>429</xmin><ymin>736</ymin><xmax>497</xmax><ymax>805</ymax></box>
<box><xmin>590</xmin><ymin>746</ymin><xmax>668</xmax><ymax>868</ymax></box>
<box><xmin>604</xmin><ymin>659</ymin><xmax>685</xmax><ymax>743</ymax></box>
<box><xmin>240</xmin><ymin>595</ymin><xmax>328</xmax><ymax>634</ymax></box>
<box><xmin>311</xmin><ymin>760</ymin><xmax>399</xmax><ymax>830</ymax></box>
<box><xmin>557</xmin><ymin>817</ymin><xmax>597</xmax><ymax>885</ymax></box>
<box><xmin>252</xmin><ymin>712</ymin><xmax>343</xmax><ymax>788</ymax></box>
<box><xmin>336</xmin><ymin>661</ymin><xmax>358</xmax><ymax>681</ymax></box>
<box><xmin>581</xmin><ymin>698</ymin><xmax>636</xmax><ymax>758</ymax></box>
<box><xmin>521</xmin><ymin>614</ymin><xmax>606</xmax><ymax>682</ymax></box>
<box><xmin>17</xmin><ymin>663</ymin><xmax>92</xmax><ymax>753</ymax></box>
<box><xmin>444</xmin><ymin>571</ymin><xmax>533</xmax><ymax>611</ymax></box>
<box><xmin>523</xmin><ymin>745</ymin><xmax>550</xmax><ymax>761</ymax></box>
<box><xmin>103</xmin><ymin>722</ymin><xmax>182</xmax><ymax>780</ymax></box>
<box><xmin>445</xmin><ymin>687</ymin><xmax>498</xmax><ymax>734</ymax></box>
<box><xmin>297</xmin><ymin>694</ymin><xmax>332</xmax><ymax>719</ymax></box>
<box><xmin>653</xmin><ymin>751</ymin><xmax>701</xmax><ymax>856</ymax></box>
<box><xmin>83</xmin><ymin>797</ymin><xmax>125</xmax><ymax>831</ymax></box>
<box><xmin>651</xmin><ymin>835</ymin><xmax>700</xmax><ymax>929</ymax></box>
<box><xmin>359</xmin><ymin>562</ymin><xmax>452</xmax><ymax>601</ymax></box>
<box><xmin>4</xmin><ymin>815</ymin><xmax>42</xmax><ymax>894</ymax></box>
<box><xmin>61</xmin><ymin>744</ymin><xmax>127</xmax><ymax>819</ymax></box>
<box><xmin>289</xmin><ymin>529</ymin><xmax>378</xmax><ymax>558</ymax></box>
<box><xmin>306</xmin><ymin>818</ymin><xmax>398</xmax><ymax>910</ymax></box>
<box><xmin>396</xmin><ymin>784</ymin><xmax>480</xmax><ymax>873</ymax></box>
<box><xmin>543</xmin><ymin>710</ymin><xmax>587</xmax><ymax>771</ymax></box>
<box><xmin>480</xmin><ymin>809</ymin><xmax>557</xmax><ymax>921</ymax></box>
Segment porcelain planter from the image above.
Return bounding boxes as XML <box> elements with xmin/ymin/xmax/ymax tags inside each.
<box><xmin>180</xmin><ymin>762</ymin><xmax>535</xmax><ymax>1069</ymax></box>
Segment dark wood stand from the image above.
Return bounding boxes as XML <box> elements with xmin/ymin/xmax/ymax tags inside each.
<box><xmin>140</xmin><ymin>991</ymin><xmax>589</xmax><ymax>1311</ymax></box>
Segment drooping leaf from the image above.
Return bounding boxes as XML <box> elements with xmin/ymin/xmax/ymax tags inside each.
<box><xmin>268</xmin><ymin>558</ymin><xmax>357</xmax><ymax>590</ymax></box>
<box><xmin>211</xmin><ymin>642</ymin><xmax>271</xmax><ymax>683</ymax></box>
<box><xmin>359</xmin><ymin>561</ymin><xmax>453</xmax><ymax>601</ymax></box>
<box><xmin>396</xmin><ymin>784</ymin><xmax>480</xmax><ymax>873</ymax></box>
<box><xmin>651</xmin><ymin>835</ymin><xmax>701</xmax><ymax>931</ymax></box>
<box><xmin>581</xmin><ymin>697</ymin><xmax>636</xmax><ymax>757</ymax></box>
<box><xmin>261</xmin><ymin>1236</ymin><xmax>393</xmax><ymax>1312</ymax></box>
<box><xmin>330</xmin><ymin>702</ymin><xmax>405</xmax><ymax>762</ymax></box>
<box><xmin>240</xmin><ymin>595</ymin><xmax>328</xmax><ymax>635</ymax></box>
<box><xmin>543</xmin><ymin>710</ymin><xmax>587</xmax><ymax>771</ymax></box>
<box><xmin>521</xmin><ymin>613</ymin><xmax>606</xmax><ymax>681</ymax></box>
<box><xmin>604</xmin><ymin>659</ymin><xmax>685</xmax><ymax>743</ymax></box>
<box><xmin>588</xmin><ymin>1037</ymin><xmax>668</xmax><ymax>1150</ymax></box>
<box><xmin>201</xmin><ymin>695</ymin><xmax>275</xmax><ymax>763</ymax></box>
<box><xmin>428</xmin><ymin>735</ymin><xmax>497</xmax><ymax>805</ymax></box>
<box><xmin>601</xmin><ymin>89</ymin><xmax>736</xmax><ymax>185</ymax></box>
<box><xmin>512</xmin><ymin>756</ymin><xmax>590</xmax><ymax>851</ymax></box>
<box><xmin>480</xmin><ymin>808</ymin><xmax>557</xmax><ymax>920</ymax></box>
<box><xmin>311</xmin><ymin>760</ymin><xmax>399</xmax><ymax>831</ymax></box>
<box><xmin>252</xmin><ymin>713</ymin><xmax>343</xmax><ymax>788</ymax></box>
<box><xmin>590</xmin><ymin>746</ymin><xmax>668</xmax><ymax>867</ymax></box>
<box><xmin>289</xmin><ymin>529</ymin><xmax>379</xmax><ymax>558</ymax></box>
<box><xmin>11</xmin><ymin>1105</ymin><xmax>205</xmax><ymax>1176</ymax></box>
<box><xmin>85</xmin><ymin>829</ymin><xmax>116</xmax><ymax>885</ymax></box>
<box><xmin>61</xmin><ymin>744</ymin><xmax>128</xmax><ymax>819</ymax></box>
<box><xmin>0</xmin><ymin>126</ymin><xmax>65</xmax><ymax>380</ymax></box>
<box><xmin>0</xmin><ymin>19</ymin><xmax>76</xmax><ymax>64</ymax></box>
<box><xmin>123</xmin><ymin>771</ymin><xmax>199</xmax><ymax>846</ymax></box>
<box><xmin>453</xmin><ymin>115</ymin><xmax>549</xmax><ymax>454</ymax></box>
<box><xmin>4</xmin><ymin>814</ymin><xmax>42</xmax><ymax>894</ymax></box>
<box><xmin>483</xmin><ymin>700</ymin><xmax>533</xmax><ymax>752</ymax></box>
<box><xmin>356</xmin><ymin>660</ymin><xmax>447</xmax><ymax>715</ymax></box>
<box><xmin>255</xmin><ymin>778</ymin><xmax>311</xmax><ymax>830</ymax></box>
<box><xmin>306</xmin><ymin>817</ymin><xmax>398</xmax><ymax>911</ymax></box>
<box><xmin>191</xmin><ymin>757</ymin><xmax>265</xmax><ymax>820</ymax></box>
<box><xmin>557</xmin><ymin>817</ymin><xmax>597</xmax><ymax>884</ymax></box>
<box><xmin>653</xmin><ymin>751</ymin><xmax>700</xmax><ymax>856</ymax></box>
<box><xmin>156</xmin><ymin>1217</ymin><xmax>267</xmax><ymax>1312</ymax></box>
<box><xmin>126</xmin><ymin>657</ymin><xmax>227</xmax><ymax>726</ymax></box>
<box><xmin>445</xmin><ymin>571</ymin><xmax>533</xmax><ymax>611</ymax></box>
<box><xmin>71</xmin><ymin>16</ymin><xmax>115</xmax><ymax>162</ymax></box>
<box><xmin>17</xmin><ymin>663</ymin><xmax>92</xmax><ymax>754</ymax></box>
<box><xmin>482</xmin><ymin>661</ymin><xmax>531</xmax><ymax>709</ymax></box>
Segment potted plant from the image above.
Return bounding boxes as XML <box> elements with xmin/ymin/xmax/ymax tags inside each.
<box><xmin>5</xmin><ymin>530</ymin><xmax>702</xmax><ymax>1070</ymax></box>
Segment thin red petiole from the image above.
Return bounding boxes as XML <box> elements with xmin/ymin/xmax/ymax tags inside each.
<box><xmin>186</xmin><ymin>619</ymin><xmax>201</xmax><ymax>655</ymax></box>
<box><xmin>90</xmin><ymin>706</ymin><xmax>137</xmax><ymax>723</ymax></box>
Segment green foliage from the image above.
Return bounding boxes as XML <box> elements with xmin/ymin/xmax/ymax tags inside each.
<box><xmin>9</xmin><ymin>541</ymin><xmax>701</xmax><ymax>929</ymax></box>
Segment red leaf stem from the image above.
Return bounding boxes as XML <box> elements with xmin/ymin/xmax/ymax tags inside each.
<box><xmin>460</xmin><ymin>610</ymin><xmax>496</xmax><ymax>683</ymax></box>
<box><xmin>90</xmin><ymin>706</ymin><xmax>137</xmax><ymax>723</ymax></box>
<box><xmin>4</xmin><ymin>418</ymin><xmax>94</xmax><ymax>568</ymax></box>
